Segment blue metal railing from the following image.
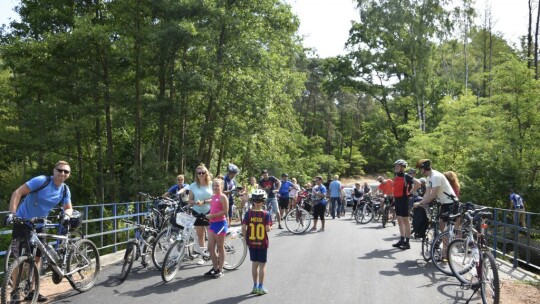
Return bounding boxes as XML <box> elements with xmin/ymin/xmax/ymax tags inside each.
<box><xmin>1</xmin><ymin>202</ymin><xmax>539</xmax><ymax>272</ymax></box>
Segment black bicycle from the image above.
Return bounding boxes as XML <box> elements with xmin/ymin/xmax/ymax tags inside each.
<box><xmin>119</xmin><ymin>219</ymin><xmax>158</xmax><ymax>281</ymax></box>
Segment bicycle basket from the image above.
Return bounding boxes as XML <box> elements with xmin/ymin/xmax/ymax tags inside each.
<box><xmin>176</xmin><ymin>212</ymin><xmax>196</xmax><ymax>229</ymax></box>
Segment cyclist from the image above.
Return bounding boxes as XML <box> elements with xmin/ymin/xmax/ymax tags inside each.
<box><xmin>259</xmin><ymin>170</ymin><xmax>282</xmax><ymax>229</ymax></box>
<box><xmin>377</xmin><ymin>176</ymin><xmax>394</xmax><ymax>224</ymax></box>
<box><xmin>391</xmin><ymin>159</ymin><xmax>418</xmax><ymax>249</ymax></box>
<box><xmin>204</xmin><ymin>178</ymin><xmax>229</xmax><ymax>278</ymax></box>
<box><xmin>278</xmin><ymin>173</ymin><xmax>293</xmax><ymax>220</ymax></box>
<box><xmin>288</xmin><ymin>177</ymin><xmax>300</xmax><ymax>209</ymax></box>
<box><xmin>414</xmin><ymin>159</ymin><xmax>457</xmax><ymax>237</ymax></box>
<box><xmin>162</xmin><ymin>174</ymin><xmax>189</xmax><ymax>204</ymax></box>
<box><xmin>223</xmin><ymin>163</ymin><xmax>239</xmax><ymax>226</ymax></box>
<box><xmin>509</xmin><ymin>189</ymin><xmax>526</xmax><ymax>228</ymax></box>
<box><xmin>328</xmin><ymin>175</ymin><xmax>342</xmax><ymax>219</ymax></box>
<box><xmin>4</xmin><ymin>160</ymin><xmax>74</xmax><ymax>302</ymax></box>
<box><xmin>362</xmin><ymin>182</ymin><xmax>371</xmax><ymax>195</ymax></box>
<box><xmin>242</xmin><ymin>189</ymin><xmax>272</xmax><ymax>295</ymax></box>
<box><xmin>310</xmin><ymin>176</ymin><xmax>328</xmax><ymax>232</ymax></box>
<box><xmin>351</xmin><ymin>182</ymin><xmax>364</xmax><ymax>215</ymax></box>
<box><xmin>188</xmin><ymin>163</ymin><xmax>213</xmax><ymax>265</ymax></box>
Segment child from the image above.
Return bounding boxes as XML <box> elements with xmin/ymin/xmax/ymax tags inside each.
<box><xmin>242</xmin><ymin>189</ymin><xmax>272</xmax><ymax>295</ymax></box>
<box><xmin>204</xmin><ymin>178</ymin><xmax>229</xmax><ymax>278</ymax></box>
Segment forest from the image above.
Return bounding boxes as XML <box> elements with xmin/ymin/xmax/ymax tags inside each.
<box><xmin>0</xmin><ymin>0</ymin><xmax>538</xmax><ymax>213</ymax></box>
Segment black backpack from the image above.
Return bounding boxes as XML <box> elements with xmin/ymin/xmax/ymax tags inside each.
<box><xmin>27</xmin><ymin>176</ymin><xmax>68</xmax><ymax>207</ymax></box>
<box><xmin>412</xmin><ymin>207</ymin><xmax>429</xmax><ymax>239</ymax></box>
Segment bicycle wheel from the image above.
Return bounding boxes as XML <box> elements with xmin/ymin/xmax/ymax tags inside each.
<box><xmin>373</xmin><ymin>207</ymin><xmax>382</xmax><ymax>221</ymax></box>
<box><xmin>284</xmin><ymin>208</ymin><xmax>311</xmax><ymax>234</ymax></box>
<box><xmin>141</xmin><ymin>236</ymin><xmax>155</xmax><ymax>268</ymax></box>
<box><xmin>2</xmin><ymin>256</ymin><xmax>40</xmax><ymax>304</ymax></box>
<box><xmin>3</xmin><ymin>244</ymin><xmax>14</xmax><ymax>273</ymax></box>
<box><xmin>356</xmin><ymin>205</ymin><xmax>374</xmax><ymax>224</ymax></box>
<box><xmin>161</xmin><ymin>239</ymin><xmax>186</xmax><ymax>282</ymax></box>
<box><xmin>447</xmin><ymin>239</ymin><xmax>478</xmax><ymax>286</ymax></box>
<box><xmin>152</xmin><ymin>227</ymin><xmax>181</xmax><ymax>270</ymax></box>
<box><xmin>430</xmin><ymin>230</ymin><xmax>454</xmax><ymax>276</ymax></box>
<box><xmin>422</xmin><ymin>226</ymin><xmax>434</xmax><ymax>262</ymax></box>
<box><xmin>382</xmin><ymin>207</ymin><xmax>389</xmax><ymax>228</ymax></box>
<box><xmin>119</xmin><ymin>241</ymin><xmax>136</xmax><ymax>281</ymax></box>
<box><xmin>223</xmin><ymin>230</ymin><xmax>247</xmax><ymax>270</ymax></box>
<box><xmin>481</xmin><ymin>251</ymin><xmax>500</xmax><ymax>304</ymax></box>
<box><xmin>67</xmin><ymin>238</ymin><xmax>100</xmax><ymax>292</ymax></box>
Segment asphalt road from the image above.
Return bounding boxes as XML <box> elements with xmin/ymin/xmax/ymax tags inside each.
<box><xmin>49</xmin><ymin>212</ymin><xmax>484</xmax><ymax>304</ymax></box>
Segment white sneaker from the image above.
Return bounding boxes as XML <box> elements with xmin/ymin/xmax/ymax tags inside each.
<box><xmin>197</xmin><ymin>259</ymin><xmax>205</xmax><ymax>265</ymax></box>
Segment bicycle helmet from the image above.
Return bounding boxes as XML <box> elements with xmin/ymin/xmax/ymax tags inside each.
<box><xmin>64</xmin><ymin>210</ymin><xmax>83</xmax><ymax>229</ymax></box>
<box><xmin>250</xmin><ymin>189</ymin><xmax>267</xmax><ymax>202</ymax></box>
<box><xmin>227</xmin><ymin>163</ymin><xmax>239</xmax><ymax>174</ymax></box>
<box><xmin>394</xmin><ymin>159</ymin><xmax>407</xmax><ymax>167</ymax></box>
<box><xmin>419</xmin><ymin>178</ymin><xmax>426</xmax><ymax>183</ymax></box>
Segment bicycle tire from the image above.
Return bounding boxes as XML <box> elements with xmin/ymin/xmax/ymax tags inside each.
<box><xmin>422</xmin><ymin>227</ymin><xmax>435</xmax><ymax>262</ymax></box>
<box><xmin>152</xmin><ymin>227</ymin><xmax>181</xmax><ymax>270</ymax></box>
<box><xmin>3</xmin><ymin>244</ymin><xmax>14</xmax><ymax>273</ymax></box>
<box><xmin>223</xmin><ymin>231</ymin><xmax>247</xmax><ymax>270</ymax></box>
<box><xmin>382</xmin><ymin>207</ymin><xmax>389</xmax><ymax>228</ymax></box>
<box><xmin>1</xmin><ymin>255</ymin><xmax>40</xmax><ymax>304</ymax></box>
<box><xmin>430</xmin><ymin>230</ymin><xmax>454</xmax><ymax>276</ymax></box>
<box><xmin>356</xmin><ymin>205</ymin><xmax>374</xmax><ymax>224</ymax></box>
<box><xmin>284</xmin><ymin>208</ymin><xmax>311</xmax><ymax>234</ymax></box>
<box><xmin>141</xmin><ymin>236</ymin><xmax>155</xmax><ymax>268</ymax></box>
<box><xmin>119</xmin><ymin>241</ymin><xmax>136</xmax><ymax>281</ymax></box>
<box><xmin>161</xmin><ymin>239</ymin><xmax>186</xmax><ymax>282</ymax></box>
<box><xmin>67</xmin><ymin>238</ymin><xmax>100</xmax><ymax>292</ymax></box>
<box><xmin>447</xmin><ymin>239</ymin><xmax>478</xmax><ymax>286</ymax></box>
<box><xmin>481</xmin><ymin>251</ymin><xmax>500</xmax><ymax>304</ymax></box>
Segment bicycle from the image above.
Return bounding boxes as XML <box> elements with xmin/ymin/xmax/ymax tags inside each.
<box><xmin>150</xmin><ymin>201</ymin><xmax>184</xmax><ymax>271</ymax></box>
<box><xmin>284</xmin><ymin>195</ymin><xmax>312</xmax><ymax>234</ymax></box>
<box><xmin>353</xmin><ymin>193</ymin><xmax>382</xmax><ymax>224</ymax></box>
<box><xmin>447</xmin><ymin>207</ymin><xmax>499</xmax><ymax>304</ymax></box>
<box><xmin>430</xmin><ymin>197</ymin><xmax>464</xmax><ymax>276</ymax></box>
<box><xmin>161</xmin><ymin>212</ymin><xmax>247</xmax><ymax>282</ymax></box>
<box><xmin>119</xmin><ymin>219</ymin><xmax>158</xmax><ymax>281</ymax></box>
<box><xmin>420</xmin><ymin>200</ymin><xmax>441</xmax><ymax>262</ymax></box>
<box><xmin>2</xmin><ymin>216</ymin><xmax>99</xmax><ymax>304</ymax></box>
<box><xmin>381</xmin><ymin>195</ymin><xmax>396</xmax><ymax>228</ymax></box>
<box><xmin>3</xmin><ymin>208</ymin><xmax>84</xmax><ymax>275</ymax></box>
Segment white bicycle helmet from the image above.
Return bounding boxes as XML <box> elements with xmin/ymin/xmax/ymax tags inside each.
<box><xmin>394</xmin><ymin>159</ymin><xmax>407</xmax><ymax>167</ymax></box>
<box><xmin>250</xmin><ymin>189</ymin><xmax>267</xmax><ymax>201</ymax></box>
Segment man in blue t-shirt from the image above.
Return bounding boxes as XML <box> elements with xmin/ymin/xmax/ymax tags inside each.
<box><xmin>310</xmin><ymin>176</ymin><xmax>327</xmax><ymax>232</ymax></box>
<box><xmin>163</xmin><ymin>174</ymin><xmax>189</xmax><ymax>204</ymax></box>
<box><xmin>278</xmin><ymin>173</ymin><xmax>293</xmax><ymax>219</ymax></box>
<box><xmin>5</xmin><ymin>160</ymin><xmax>73</xmax><ymax>302</ymax></box>
<box><xmin>328</xmin><ymin>175</ymin><xmax>342</xmax><ymax>219</ymax></box>
<box><xmin>509</xmin><ymin>190</ymin><xmax>526</xmax><ymax>228</ymax></box>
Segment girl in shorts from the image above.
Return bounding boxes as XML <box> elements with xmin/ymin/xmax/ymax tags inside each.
<box><xmin>204</xmin><ymin>178</ymin><xmax>229</xmax><ymax>278</ymax></box>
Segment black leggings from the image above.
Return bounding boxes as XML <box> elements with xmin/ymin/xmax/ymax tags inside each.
<box><xmin>313</xmin><ymin>203</ymin><xmax>326</xmax><ymax>221</ymax></box>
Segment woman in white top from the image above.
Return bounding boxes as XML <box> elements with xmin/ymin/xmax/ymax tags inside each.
<box><xmin>188</xmin><ymin>163</ymin><xmax>213</xmax><ymax>264</ymax></box>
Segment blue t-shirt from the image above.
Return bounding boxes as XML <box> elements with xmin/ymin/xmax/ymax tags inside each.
<box><xmin>223</xmin><ymin>174</ymin><xmax>237</xmax><ymax>202</ymax></box>
<box><xmin>329</xmin><ymin>180</ymin><xmax>342</xmax><ymax>198</ymax></box>
<box><xmin>313</xmin><ymin>184</ymin><xmax>327</xmax><ymax>205</ymax></box>
<box><xmin>189</xmin><ymin>182</ymin><xmax>212</xmax><ymax>214</ymax></box>
<box><xmin>278</xmin><ymin>180</ymin><xmax>292</xmax><ymax>198</ymax></box>
<box><xmin>509</xmin><ymin>193</ymin><xmax>524</xmax><ymax>209</ymax></box>
<box><xmin>16</xmin><ymin>175</ymin><xmax>71</xmax><ymax>219</ymax></box>
<box><xmin>167</xmin><ymin>183</ymin><xmax>188</xmax><ymax>195</ymax></box>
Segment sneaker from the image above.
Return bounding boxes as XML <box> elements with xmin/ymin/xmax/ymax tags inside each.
<box><xmin>204</xmin><ymin>268</ymin><xmax>217</xmax><ymax>277</ymax></box>
<box><xmin>251</xmin><ymin>287</ymin><xmax>259</xmax><ymax>294</ymax></box>
<box><xmin>24</xmin><ymin>291</ymin><xmax>48</xmax><ymax>303</ymax></box>
<box><xmin>197</xmin><ymin>259</ymin><xmax>205</xmax><ymax>265</ymax></box>
<box><xmin>278</xmin><ymin>225</ymin><xmax>283</xmax><ymax>229</ymax></box>
<box><xmin>257</xmin><ymin>286</ymin><xmax>268</xmax><ymax>295</ymax></box>
<box><xmin>213</xmin><ymin>269</ymin><xmax>224</xmax><ymax>278</ymax></box>
<box><xmin>400</xmin><ymin>242</ymin><xmax>411</xmax><ymax>250</ymax></box>
<box><xmin>310</xmin><ymin>227</ymin><xmax>317</xmax><ymax>231</ymax></box>
<box><xmin>392</xmin><ymin>240</ymin><xmax>404</xmax><ymax>248</ymax></box>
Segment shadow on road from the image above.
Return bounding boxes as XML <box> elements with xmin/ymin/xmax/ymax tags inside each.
<box><xmin>358</xmin><ymin>247</ymin><xmax>402</xmax><ymax>260</ymax></box>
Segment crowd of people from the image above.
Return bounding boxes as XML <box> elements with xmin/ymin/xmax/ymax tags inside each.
<box><xmin>3</xmin><ymin>158</ymin><xmax>528</xmax><ymax>300</ymax></box>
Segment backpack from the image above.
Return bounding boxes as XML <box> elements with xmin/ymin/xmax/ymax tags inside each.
<box><xmin>412</xmin><ymin>207</ymin><xmax>429</xmax><ymax>239</ymax></box>
<box><xmin>27</xmin><ymin>176</ymin><xmax>68</xmax><ymax>207</ymax></box>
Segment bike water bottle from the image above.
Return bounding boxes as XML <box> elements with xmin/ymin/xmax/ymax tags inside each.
<box><xmin>471</xmin><ymin>245</ymin><xmax>480</xmax><ymax>266</ymax></box>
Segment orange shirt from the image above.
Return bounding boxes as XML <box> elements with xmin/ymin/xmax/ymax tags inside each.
<box><xmin>378</xmin><ymin>180</ymin><xmax>394</xmax><ymax>196</ymax></box>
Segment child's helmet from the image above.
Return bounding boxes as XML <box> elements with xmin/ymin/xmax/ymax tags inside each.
<box><xmin>250</xmin><ymin>189</ymin><xmax>267</xmax><ymax>201</ymax></box>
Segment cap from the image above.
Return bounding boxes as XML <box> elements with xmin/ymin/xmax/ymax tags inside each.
<box><xmin>261</xmin><ymin>169</ymin><xmax>268</xmax><ymax>174</ymax></box>
<box><xmin>282</xmin><ymin>173</ymin><xmax>288</xmax><ymax>177</ymax></box>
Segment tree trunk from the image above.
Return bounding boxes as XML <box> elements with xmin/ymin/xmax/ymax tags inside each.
<box><xmin>134</xmin><ymin>0</ymin><xmax>143</xmax><ymax>188</ymax></box>
<box><xmin>535</xmin><ymin>0</ymin><xmax>540</xmax><ymax>79</ymax></box>
<box><xmin>528</xmin><ymin>0</ymin><xmax>533</xmax><ymax>68</ymax></box>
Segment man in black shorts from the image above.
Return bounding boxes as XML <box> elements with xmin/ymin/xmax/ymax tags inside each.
<box><xmin>391</xmin><ymin>159</ymin><xmax>418</xmax><ymax>249</ymax></box>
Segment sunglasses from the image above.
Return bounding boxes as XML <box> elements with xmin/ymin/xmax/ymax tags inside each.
<box><xmin>197</xmin><ymin>171</ymin><xmax>207</xmax><ymax>175</ymax></box>
<box><xmin>56</xmin><ymin>168</ymin><xmax>71</xmax><ymax>174</ymax></box>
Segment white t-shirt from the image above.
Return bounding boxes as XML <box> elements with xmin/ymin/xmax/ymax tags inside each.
<box><xmin>427</xmin><ymin>170</ymin><xmax>456</xmax><ymax>205</ymax></box>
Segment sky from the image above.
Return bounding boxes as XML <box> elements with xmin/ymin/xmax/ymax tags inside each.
<box><xmin>0</xmin><ymin>0</ymin><xmax>531</xmax><ymax>58</ymax></box>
